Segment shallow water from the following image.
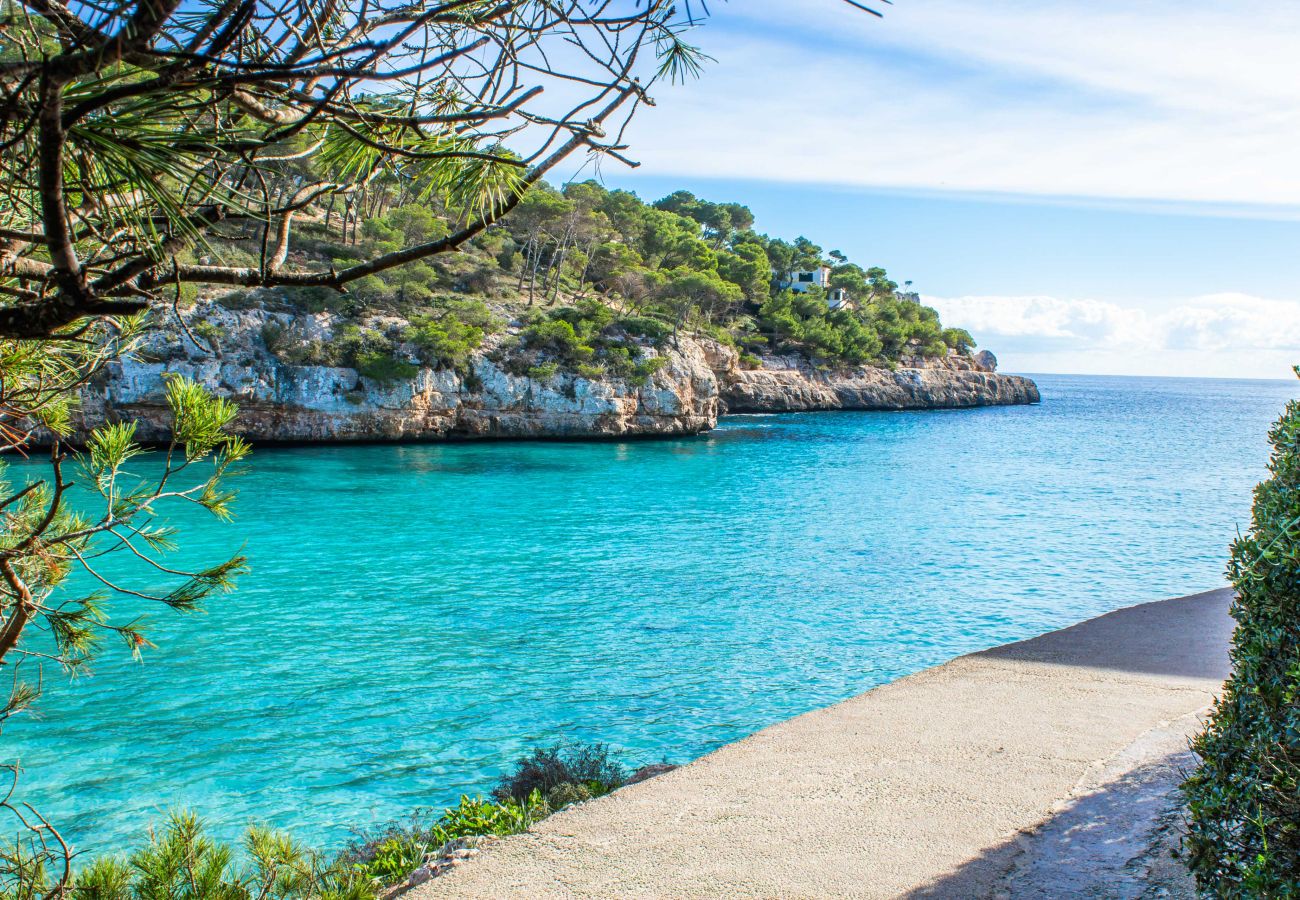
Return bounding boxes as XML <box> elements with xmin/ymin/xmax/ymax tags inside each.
<box><xmin>4</xmin><ymin>373</ymin><xmax>1294</xmax><ymax>854</ymax></box>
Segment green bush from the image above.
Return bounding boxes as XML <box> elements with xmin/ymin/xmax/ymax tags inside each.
<box><xmin>69</xmin><ymin>811</ymin><xmax>371</xmax><ymax>900</ymax></box>
<box><xmin>1184</xmin><ymin>371</ymin><xmax>1300</xmax><ymax>897</ymax></box>
<box><xmin>428</xmin><ymin>793</ymin><xmax>546</xmax><ymax>844</ymax></box>
<box><xmin>191</xmin><ymin>320</ymin><xmax>225</xmax><ymax>352</ymax></box>
<box><xmin>492</xmin><ymin>742</ymin><xmax>626</xmax><ymax>804</ymax></box>
<box><xmin>341</xmin><ymin>793</ymin><xmax>546</xmax><ymax>889</ymax></box>
<box><xmin>512</xmin><ymin>301</ymin><xmax>666</xmax><ymax>384</ymax></box>
<box><xmin>355</xmin><ymin>351</ymin><xmax>418</xmax><ymax>385</ymax></box>
<box><xmin>619</xmin><ymin>315</ymin><xmax>673</xmax><ymax>345</ymax></box>
<box><xmin>403</xmin><ymin>300</ymin><xmax>498</xmax><ymax>372</ymax></box>
<box><xmin>284</xmin><ymin>325</ymin><xmax>417</xmax><ymax>385</ymax></box>
<box><xmin>261</xmin><ymin>322</ymin><xmax>286</xmax><ymax>353</ymax></box>
<box><xmin>351</xmin><ymin>834</ymin><xmax>427</xmax><ymax>887</ymax></box>
<box><xmin>526</xmin><ymin>362</ymin><xmax>559</xmax><ymax>381</ymax></box>
<box><xmin>942</xmin><ymin>327</ymin><xmax>976</xmax><ymax>355</ymax></box>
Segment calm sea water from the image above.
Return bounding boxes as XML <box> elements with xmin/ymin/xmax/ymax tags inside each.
<box><xmin>4</xmin><ymin>373</ymin><xmax>1295</xmax><ymax>855</ymax></box>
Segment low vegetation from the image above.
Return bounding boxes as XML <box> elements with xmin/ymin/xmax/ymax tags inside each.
<box><xmin>492</xmin><ymin>741</ymin><xmax>628</xmax><ymax>805</ymax></box>
<box><xmin>202</xmin><ymin>181</ymin><xmax>979</xmax><ymax>383</ymax></box>
<box><xmin>343</xmin><ymin>741</ymin><xmax>630</xmax><ymax>891</ymax></box>
<box><xmin>1183</xmin><ymin>370</ymin><xmax>1300</xmax><ymax>897</ymax></box>
<box><xmin>0</xmin><ymin>742</ymin><xmax>636</xmax><ymax>899</ymax></box>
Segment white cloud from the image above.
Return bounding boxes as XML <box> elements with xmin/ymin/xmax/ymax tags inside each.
<box><xmin>614</xmin><ymin>0</ymin><xmax>1300</xmax><ymax>208</ymax></box>
<box><xmin>925</xmin><ymin>293</ymin><xmax>1300</xmax><ymax>378</ymax></box>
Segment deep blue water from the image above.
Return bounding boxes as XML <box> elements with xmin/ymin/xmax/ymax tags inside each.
<box><xmin>3</xmin><ymin>373</ymin><xmax>1294</xmax><ymax>855</ymax></box>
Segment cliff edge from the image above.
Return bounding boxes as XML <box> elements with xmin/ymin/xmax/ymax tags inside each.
<box><xmin>73</xmin><ymin>302</ymin><xmax>1039</xmax><ymax>442</ymax></box>
<box><xmin>703</xmin><ymin>340</ymin><xmax>1040</xmax><ymax>414</ymax></box>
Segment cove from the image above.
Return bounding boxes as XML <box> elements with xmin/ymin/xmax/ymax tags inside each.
<box><xmin>4</xmin><ymin>373</ymin><xmax>1293</xmax><ymax>854</ymax></box>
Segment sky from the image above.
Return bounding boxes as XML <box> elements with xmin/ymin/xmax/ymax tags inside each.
<box><xmin>568</xmin><ymin>0</ymin><xmax>1300</xmax><ymax>379</ymax></box>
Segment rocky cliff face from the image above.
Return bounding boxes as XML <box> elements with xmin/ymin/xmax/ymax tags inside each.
<box><xmin>73</xmin><ymin>301</ymin><xmax>1037</xmax><ymax>442</ymax></box>
<box><xmin>76</xmin><ymin>301</ymin><xmax>717</xmax><ymax>442</ymax></box>
<box><xmin>702</xmin><ymin>341</ymin><xmax>1041</xmax><ymax>413</ymax></box>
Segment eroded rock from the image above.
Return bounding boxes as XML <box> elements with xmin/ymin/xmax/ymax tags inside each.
<box><xmin>71</xmin><ymin>301</ymin><xmax>1038</xmax><ymax>442</ymax></box>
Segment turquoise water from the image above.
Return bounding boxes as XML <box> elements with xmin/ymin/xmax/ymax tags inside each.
<box><xmin>4</xmin><ymin>374</ymin><xmax>1295</xmax><ymax>855</ymax></box>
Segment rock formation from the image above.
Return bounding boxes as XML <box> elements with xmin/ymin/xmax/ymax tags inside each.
<box><xmin>72</xmin><ymin>301</ymin><xmax>1039</xmax><ymax>442</ymax></box>
<box><xmin>703</xmin><ymin>340</ymin><xmax>1039</xmax><ymax>414</ymax></box>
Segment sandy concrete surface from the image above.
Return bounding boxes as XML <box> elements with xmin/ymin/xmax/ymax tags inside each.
<box><xmin>411</xmin><ymin>589</ymin><xmax>1233</xmax><ymax>899</ymax></box>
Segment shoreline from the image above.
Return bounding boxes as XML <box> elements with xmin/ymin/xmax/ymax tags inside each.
<box><xmin>410</xmin><ymin>589</ymin><xmax>1233</xmax><ymax>899</ymax></box>
<box><xmin>68</xmin><ymin>306</ymin><xmax>1038</xmax><ymax>445</ymax></box>
<box><xmin>57</xmin><ymin>382</ymin><xmax>1041</xmax><ymax>452</ymax></box>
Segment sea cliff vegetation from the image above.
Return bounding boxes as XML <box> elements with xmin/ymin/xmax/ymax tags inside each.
<box><xmin>200</xmin><ymin>179</ymin><xmax>977</xmax><ymax>385</ymax></box>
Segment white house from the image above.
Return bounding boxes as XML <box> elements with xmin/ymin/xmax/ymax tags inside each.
<box><xmin>778</xmin><ymin>265</ymin><xmax>853</xmax><ymax>310</ymax></box>
<box><xmin>778</xmin><ymin>265</ymin><xmax>831</xmax><ymax>293</ymax></box>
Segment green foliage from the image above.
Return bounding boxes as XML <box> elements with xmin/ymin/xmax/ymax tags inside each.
<box><xmin>403</xmin><ymin>300</ymin><xmax>498</xmax><ymax>372</ymax></box>
<box><xmin>758</xmin><ymin>290</ymin><xmax>883</xmax><ymax>364</ymax></box>
<box><xmin>486</xmin><ymin>180</ymin><xmax>974</xmax><ymax>368</ymax></box>
<box><xmin>511</xmin><ymin>301</ymin><xmax>663</xmax><ymax>385</ymax></box>
<box><xmin>1184</xmin><ymin>372</ymin><xmax>1300</xmax><ymax>897</ymax></box>
<box><xmin>942</xmin><ymin>327</ymin><xmax>976</xmax><ymax>355</ymax></box>
<box><xmin>355</xmin><ymin>353</ymin><xmax>418</xmax><ymax>386</ymax></box>
<box><xmin>619</xmin><ymin>315</ymin><xmax>674</xmax><ymax>345</ymax></box>
<box><xmin>492</xmin><ymin>742</ymin><xmax>627</xmax><ymax>804</ymax></box>
<box><xmin>190</xmin><ymin>176</ymin><xmax>976</xmax><ymax>375</ymax></box>
<box><xmin>341</xmin><ymin>793</ymin><xmax>547</xmax><ymax>889</ymax></box>
<box><xmin>191</xmin><ymin>321</ymin><xmax>225</xmax><ymax>352</ymax></box>
<box><xmin>430</xmin><ymin>794</ymin><xmax>547</xmax><ymax>843</ymax></box>
<box><xmin>282</xmin><ymin>325</ymin><xmax>420</xmax><ymax>385</ymax></box>
<box><xmin>261</xmin><ymin>322</ymin><xmax>286</xmax><ymax>354</ymax></box>
<box><xmin>526</xmin><ymin>362</ymin><xmax>560</xmax><ymax>381</ymax></box>
<box><xmin>66</xmin><ymin>812</ymin><xmax>371</xmax><ymax>900</ymax></box>
<box><xmin>344</xmin><ymin>829</ymin><xmax>429</xmax><ymax>889</ymax></box>
<box><xmin>0</xmin><ymin>321</ymin><xmax>248</xmax><ymax>897</ymax></box>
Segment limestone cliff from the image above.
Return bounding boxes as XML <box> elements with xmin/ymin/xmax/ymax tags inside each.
<box><xmin>73</xmin><ymin>301</ymin><xmax>1037</xmax><ymax>442</ymax></box>
<box><xmin>702</xmin><ymin>340</ymin><xmax>1041</xmax><ymax>413</ymax></box>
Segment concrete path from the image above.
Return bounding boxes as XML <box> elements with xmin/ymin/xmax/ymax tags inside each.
<box><xmin>412</xmin><ymin>589</ymin><xmax>1233</xmax><ymax>899</ymax></box>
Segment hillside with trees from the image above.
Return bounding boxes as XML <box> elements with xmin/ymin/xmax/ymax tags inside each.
<box><xmin>194</xmin><ymin>180</ymin><xmax>976</xmax><ymax>384</ymax></box>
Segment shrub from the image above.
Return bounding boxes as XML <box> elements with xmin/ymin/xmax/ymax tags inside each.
<box><xmin>215</xmin><ymin>290</ymin><xmax>261</xmax><ymax>311</ymax></box>
<box><xmin>69</xmin><ymin>811</ymin><xmax>371</xmax><ymax>900</ymax></box>
<box><xmin>544</xmin><ymin>782</ymin><xmax>594</xmax><ymax>809</ymax></box>
<box><xmin>352</xmin><ymin>834</ymin><xmax>427</xmax><ymax>887</ymax></box>
<box><xmin>512</xmin><ymin>302</ymin><xmax>666</xmax><ymax>385</ymax></box>
<box><xmin>429</xmin><ymin>794</ymin><xmax>545</xmax><ymax>844</ymax></box>
<box><xmin>1184</xmin><ymin>371</ymin><xmax>1300</xmax><ymax>897</ymax></box>
<box><xmin>340</xmin><ymin>793</ymin><xmax>546</xmax><ymax>888</ymax></box>
<box><xmin>261</xmin><ymin>322</ymin><xmax>286</xmax><ymax>353</ymax></box>
<box><xmin>403</xmin><ymin>300</ymin><xmax>499</xmax><ymax>371</ymax></box>
<box><xmin>355</xmin><ymin>352</ymin><xmax>418</xmax><ymax>386</ymax></box>
<box><xmin>191</xmin><ymin>320</ymin><xmax>225</xmax><ymax>351</ymax></box>
<box><xmin>942</xmin><ymin>326</ymin><xmax>975</xmax><ymax>355</ymax></box>
<box><xmin>492</xmin><ymin>742</ymin><xmax>626</xmax><ymax>804</ymax></box>
<box><xmin>526</xmin><ymin>362</ymin><xmax>559</xmax><ymax>381</ymax></box>
<box><xmin>620</xmin><ymin>315</ymin><xmax>673</xmax><ymax>345</ymax></box>
<box><xmin>523</xmin><ymin>318</ymin><xmax>594</xmax><ymax>365</ymax></box>
<box><xmin>281</xmin><ymin>285</ymin><xmax>360</xmax><ymax>315</ymax></box>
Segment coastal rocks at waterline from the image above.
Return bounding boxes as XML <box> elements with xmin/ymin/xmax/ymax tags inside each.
<box><xmin>72</xmin><ymin>300</ymin><xmax>1039</xmax><ymax>442</ymax></box>
<box><xmin>703</xmin><ymin>340</ymin><xmax>1040</xmax><ymax>414</ymax></box>
<box><xmin>75</xmin><ymin>301</ymin><xmax>718</xmax><ymax>442</ymax></box>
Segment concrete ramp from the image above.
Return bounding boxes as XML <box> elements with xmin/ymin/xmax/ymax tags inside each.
<box><xmin>411</xmin><ymin>589</ymin><xmax>1233</xmax><ymax>899</ymax></box>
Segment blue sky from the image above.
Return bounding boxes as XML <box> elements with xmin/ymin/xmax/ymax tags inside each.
<box><xmin>565</xmin><ymin>0</ymin><xmax>1300</xmax><ymax>379</ymax></box>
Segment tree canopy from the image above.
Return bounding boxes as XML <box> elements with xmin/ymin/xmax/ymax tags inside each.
<box><xmin>0</xmin><ymin>0</ymin><xmax>715</xmax><ymax>337</ymax></box>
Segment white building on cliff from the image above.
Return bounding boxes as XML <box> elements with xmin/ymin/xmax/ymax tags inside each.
<box><xmin>778</xmin><ymin>265</ymin><xmax>853</xmax><ymax>310</ymax></box>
